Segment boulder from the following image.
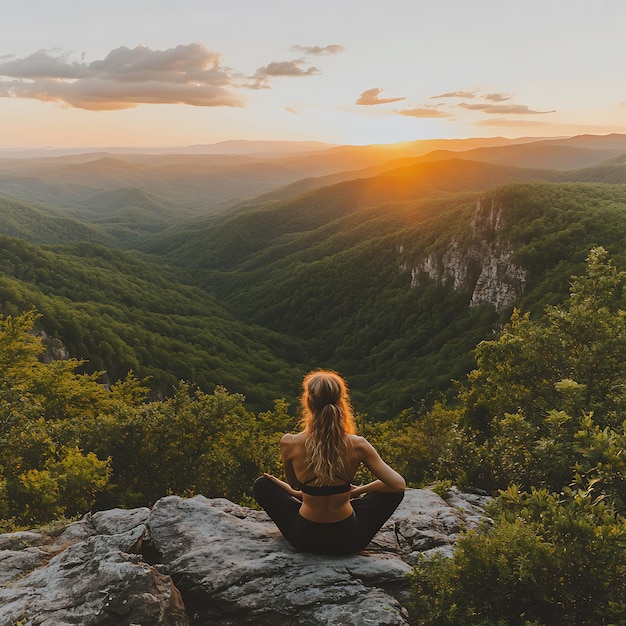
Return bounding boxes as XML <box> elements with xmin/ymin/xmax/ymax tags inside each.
<box><xmin>0</xmin><ymin>488</ymin><xmax>488</xmax><ymax>625</ymax></box>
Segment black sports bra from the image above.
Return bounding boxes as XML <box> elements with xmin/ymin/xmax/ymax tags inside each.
<box><xmin>298</xmin><ymin>473</ymin><xmax>351</xmax><ymax>496</ymax></box>
<box><xmin>299</xmin><ymin>483</ymin><xmax>351</xmax><ymax>496</ymax></box>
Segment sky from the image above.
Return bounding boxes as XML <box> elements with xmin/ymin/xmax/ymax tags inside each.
<box><xmin>1</xmin><ymin>0</ymin><xmax>625</xmax><ymax>148</ymax></box>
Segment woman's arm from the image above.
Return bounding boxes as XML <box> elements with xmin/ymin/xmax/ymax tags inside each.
<box><xmin>352</xmin><ymin>436</ymin><xmax>406</xmax><ymax>496</ymax></box>
<box><xmin>263</xmin><ymin>473</ymin><xmax>302</xmax><ymax>499</ymax></box>
<box><xmin>280</xmin><ymin>434</ymin><xmax>301</xmax><ymax>489</ymax></box>
<box><xmin>260</xmin><ymin>435</ymin><xmax>303</xmax><ymax>499</ymax></box>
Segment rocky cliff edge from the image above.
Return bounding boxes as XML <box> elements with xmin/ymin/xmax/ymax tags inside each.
<box><xmin>0</xmin><ymin>488</ymin><xmax>488</xmax><ymax>626</ymax></box>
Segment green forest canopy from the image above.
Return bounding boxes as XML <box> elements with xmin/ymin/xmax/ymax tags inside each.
<box><xmin>3</xmin><ymin>180</ymin><xmax>626</xmax><ymax>419</ymax></box>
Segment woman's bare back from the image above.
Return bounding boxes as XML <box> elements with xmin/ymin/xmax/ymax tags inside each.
<box><xmin>279</xmin><ymin>432</ymin><xmax>404</xmax><ymax>523</ymax></box>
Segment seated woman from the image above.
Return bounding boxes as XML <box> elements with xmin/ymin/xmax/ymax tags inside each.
<box><xmin>254</xmin><ymin>369</ymin><xmax>405</xmax><ymax>555</ymax></box>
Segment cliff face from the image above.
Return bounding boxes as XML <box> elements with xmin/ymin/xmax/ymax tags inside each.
<box><xmin>0</xmin><ymin>488</ymin><xmax>488</xmax><ymax>626</ymax></box>
<box><xmin>400</xmin><ymin>197</ymin><xmax>527</xmax><ymax>312</ymax></box>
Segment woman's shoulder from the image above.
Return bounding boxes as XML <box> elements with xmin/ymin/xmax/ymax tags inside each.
<box><xmin>347</xmin><ymin>434</ymin><xmax>370</xmax><ymax>450</ymax></box>
<box><xmin>280</xmin><ymin>432</ymin><xmax>306</xmax><ymax>462</ymax></box>
<box><xmin>280</xmin><ymin>432</ymin><xmax>306</xmax><ymax>446</ymax></box>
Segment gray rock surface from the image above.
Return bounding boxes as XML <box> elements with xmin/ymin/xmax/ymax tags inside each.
<box><xmin>0</xmin><ymin>488</ymin><xmax>488</xmax><ymax>625</ymax></box>
<box><xmin>399</xmin><ymin>196</ymin><xmax>528</xmax><ymax>312</ymax></box>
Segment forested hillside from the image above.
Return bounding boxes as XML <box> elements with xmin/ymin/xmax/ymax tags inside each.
<box><xmin>2</xmin><ymin>136</ymin><xmax>626</xmax><ymax>417</ymax></box>
<box><xmin>0</xmin><ymin>236</ymin><xmax>301</xmax><ymax>408</ymax></box>
<box><xmin>144</xmin><ymin>159</ymin><xmax>626</xmax><ymax>415</ymax></box>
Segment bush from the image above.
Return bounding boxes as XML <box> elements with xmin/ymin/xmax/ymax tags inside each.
<box><xmin>409</xmin><ymin>485</ymin><xmax>626</xmax><ymax>625</ymax></box>
<box><xmin>15</xmin><ymin>447</ymin><xmax>111</xmax><ymax>524</ymax></box>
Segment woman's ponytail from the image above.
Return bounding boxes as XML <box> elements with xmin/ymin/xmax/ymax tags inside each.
<box><xmin>300</xmin><ymin>371</ymin><xmax>356</xmax><ymax>484</ymax></box>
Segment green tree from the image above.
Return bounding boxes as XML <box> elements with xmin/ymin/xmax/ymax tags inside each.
<box><xmin>0</xmin><ymin>310</ymin><xmax>112</xmax><ymax>526</ymax></box>
<box><xmin>0</xmin><ymin>307</ymin><xmax>295</xmax><ymax>525</ymax></box>
<box><xmin>449</xmin><ymin>247</ymin><xmax>626</xmax><ymax>492</ymax></box>
<box><xmin>16</xmin><ymin>447</ymin><xmax>111</xmax><ymax>523</ymax></box>
<box><xmin>360</xmin><ymin>402</ymin><xmax>460</xmax><ymax>487</ymax></box>
<box><xmin>410</xmin><ymin>484</ymin><xmax>626</xmax><ymax>625</ymax></box>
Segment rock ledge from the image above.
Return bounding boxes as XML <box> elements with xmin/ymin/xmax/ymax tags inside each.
<box><xmin>0</xmin><ymin>488</ymin><xmax>488</xmax><ymax>625</ymax></box>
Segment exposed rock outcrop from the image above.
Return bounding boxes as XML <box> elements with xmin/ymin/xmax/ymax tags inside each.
<box><xmin>36</xmin><ymin>330</ymin><xmax>71</xmax><ymax>363</ymax></box>
<box><xmin>0</xmin><ymin>488</ymin><xmax>488</xmax><ymax>625</ymax></box>
<box><xmin>400</xmin><ymin>196</ymin><xmax>527</xmax><ymax>312</ymax></box>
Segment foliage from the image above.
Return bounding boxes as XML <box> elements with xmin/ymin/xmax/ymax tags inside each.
<box><xmin>0</xmin><ymin>235</ymin><xmax>302</xmax><ymax>412</ymax></box>
<box><xmin>16</xmin><ymin>447</ymin><xmax>111</xmax><ymax>524</ymax></box>
<box><xmin>409</xmin><ymin>485</ymin><xmax>626</xmax><ymax>625</ymax></box>
<box><xmin>4</xmin><ymin>180</ymin><xmax>626</xmax><ymax>418</ymax></box>
<box><xmin>74</xmin><ymin>384</ymin><xmax>295</xmax><ymax>508</ymax></box>
<box><xmin>408</xmin><ymin>248</ymin><xmax>626</xmax><ymax>624</ymax></box>
<box><xmin>0</xmin><ymin>310</ymin><xmax>294</xmax><ymax>527</ymax></box>
<box><xmin>442</xmin><ymin>247</ymin><xmax>626</xmax><ymax>497</ymax></box>
<box><xmin>0</xmin><ymin>310</ymin><xmax>112</xmax><ymax>524</ymax></box>
<box><xmin>360</xmin><ymin>401</ymin><xmax>460</xmax><ymax>487</ymax></box>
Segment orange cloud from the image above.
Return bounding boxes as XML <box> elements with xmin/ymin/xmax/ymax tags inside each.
<box><xmin>253</xmin><ymin>60</ymin><xmax>320</xmax><ymax>78</ymax></box>
<box><xmin>395</xmin><ymin>107</ymin><xmax>453</xmax><ymax>118</ymax></box>
<box><xmin>0</xmin><ymin>44</ymin><xmax>242</xmax><ymax>110</ymax></box>
<box><xmin>483</xmin><ymin>92</ymin><xmax>513</xmax><ymax>102</ymax></box>
<box><xmin>431</xmin><ymin>89</ymin><xmax>478</xmax><ymax>99</ymax></box>
<box><xmin>5</xmin><ymin>79</ymin><xmax>242</xmax><ymax>111</ymax></box>
<box><xmin>356</xmin><ymin>88</ymin><xmax>406</xmax><ymax>106</ymax></box>
<box><xmin>458</xmin><ymin>102</ymin><xmax>555</xmax><ymax>115</ymax></box>
<box><xmin>292</xmin><ymin>45</ymin><xmax>345</xmax><ymax>55</ymax></box>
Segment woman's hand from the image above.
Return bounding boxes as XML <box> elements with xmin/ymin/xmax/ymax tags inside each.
<box><xmin>350</xmin><ymin>479</ymin><xmax>405</xmax><ymax>497</ymax></box>
<box><xmin>350</xmin><ymin>484</ymin><xmax>367</xmax><ymax>498</ymax></box>
<box><xmin>264</xmin><ymin>473</ymin><xmax>302</xmax><ymax>499</ymax></box>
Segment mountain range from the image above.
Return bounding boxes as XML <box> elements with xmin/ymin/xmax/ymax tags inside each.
<box><xmin>2</xmin><ymin>133</ymin><xmax>626</xmax><ymax>417</ymax></box>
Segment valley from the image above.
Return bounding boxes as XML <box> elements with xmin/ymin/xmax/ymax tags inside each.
<box><xmin>2</xmin><ymin>134</ymin><xmax>626</xmax><ymax>417</ymax></box>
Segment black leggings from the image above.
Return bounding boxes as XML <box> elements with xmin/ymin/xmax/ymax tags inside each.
<box><xmin>253</xmin><ymin>476</ymin><xmax>404</xmax><ymax>555</ymax></box>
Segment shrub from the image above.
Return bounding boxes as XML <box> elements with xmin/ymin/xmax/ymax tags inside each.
<box><xmin>409</xmin><ymin>485</ymin><xmax>626</xmax><ymax>625</ymax></box>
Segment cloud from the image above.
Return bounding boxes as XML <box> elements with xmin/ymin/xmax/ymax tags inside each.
<box><xmin>458</xmin><ymin>102</ymin><xmax>555</xmax><ymax>115</ymax></box>
<box><xmin>395</xmin><ymin>107</ymin><xmax>453</xmax><ymax>119</ymax></box>
<box><xmin>0</xmin><ymin>44</ymin><xmax>243</xmax><ymax>110</ymax></box>
<box><xmin>432</xmin><ymin>89</ymin><xmax>478</xmax><ymax>99</ymax></box>
<box><xmin>0</xmin><ymin>49</ymin><xmax>90</xmax><ymax>79</ymax></box>
<box><xmin>4</xmin><ymin>79</ymin><xmax>241</xmax><ymax>110</ymax></box>
<box><xmin>292</xmin><ymin>44</ymin><xmax>345</xmax><ymax>55</ymax></box>
<box><xmin>484</xmin><ymin>92</ymin><xmax>512</xmax><ymax>102</ymax></box>
<box><xmin>253</xmin><ymin>60</ymin><xmax>320</xmax><ymax>79</ymax></box>
<box><xmin>356</xmin><ymin>88</ymin><xmax>406</xmax><ymax>106</ymax></box>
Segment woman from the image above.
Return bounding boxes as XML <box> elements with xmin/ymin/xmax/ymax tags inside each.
<box><xmin>254</xmin><ymin>369</ymin><xmax>405</xmax><ymax>555</ymax></box>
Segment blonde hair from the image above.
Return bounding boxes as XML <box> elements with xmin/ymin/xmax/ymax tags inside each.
<box><xmin>300</xmin><ymin>370</ymin><xmax>356</xmax><ymax>484</ymax></box>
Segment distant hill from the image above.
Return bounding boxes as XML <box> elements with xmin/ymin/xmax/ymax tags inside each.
<box><xmin>0</xmin><ymin>140</ymin><xmax>337</xmax><ymax>159</ymax></box>
<box><xmin>434</xmin><ymin>143</ymin><xmax>626</xmax><ymax>170</ymax></box>
<box><xmin>532</xmin><ymin>132</ymin><xmax>626</xmax><ymax>150</ymax></box>
<box><xmin>1</xmin><ymin>132</ymin><xmax>625</xmax><ymax>246</ymax></box>
<box><xmin>0</xmin><ymin>154</ymin><xmax>305</xmax><ymax>215</ymax></box>
<box><xmin>3</xmin><ymin>134</ymin><xmax>626</xmax><ymax>416</ymax></box>
<box><xmin>0</xmin><ymin>196</ymin><xmax>114</xmax><ymax>246</ymax></box>
<box><xmin>220</xmin><ymin>134</ymin><xmax>626</xmax><ymax>209</ymax></box>
<box><xmin>143</xmin><ymin>158</ymin><xmax>560</xmax><ymax>270</ymax></box>
<box><xmin>558</xmin><ymin>157</ymin><xmax>626</xmax><ymax>184</ymax></box>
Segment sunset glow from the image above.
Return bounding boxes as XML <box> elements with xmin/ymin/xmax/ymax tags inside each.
<box><xmin>1</xmin><ymin>1</ymin><xmax>625</xmax><ymax>149</ymax></box>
